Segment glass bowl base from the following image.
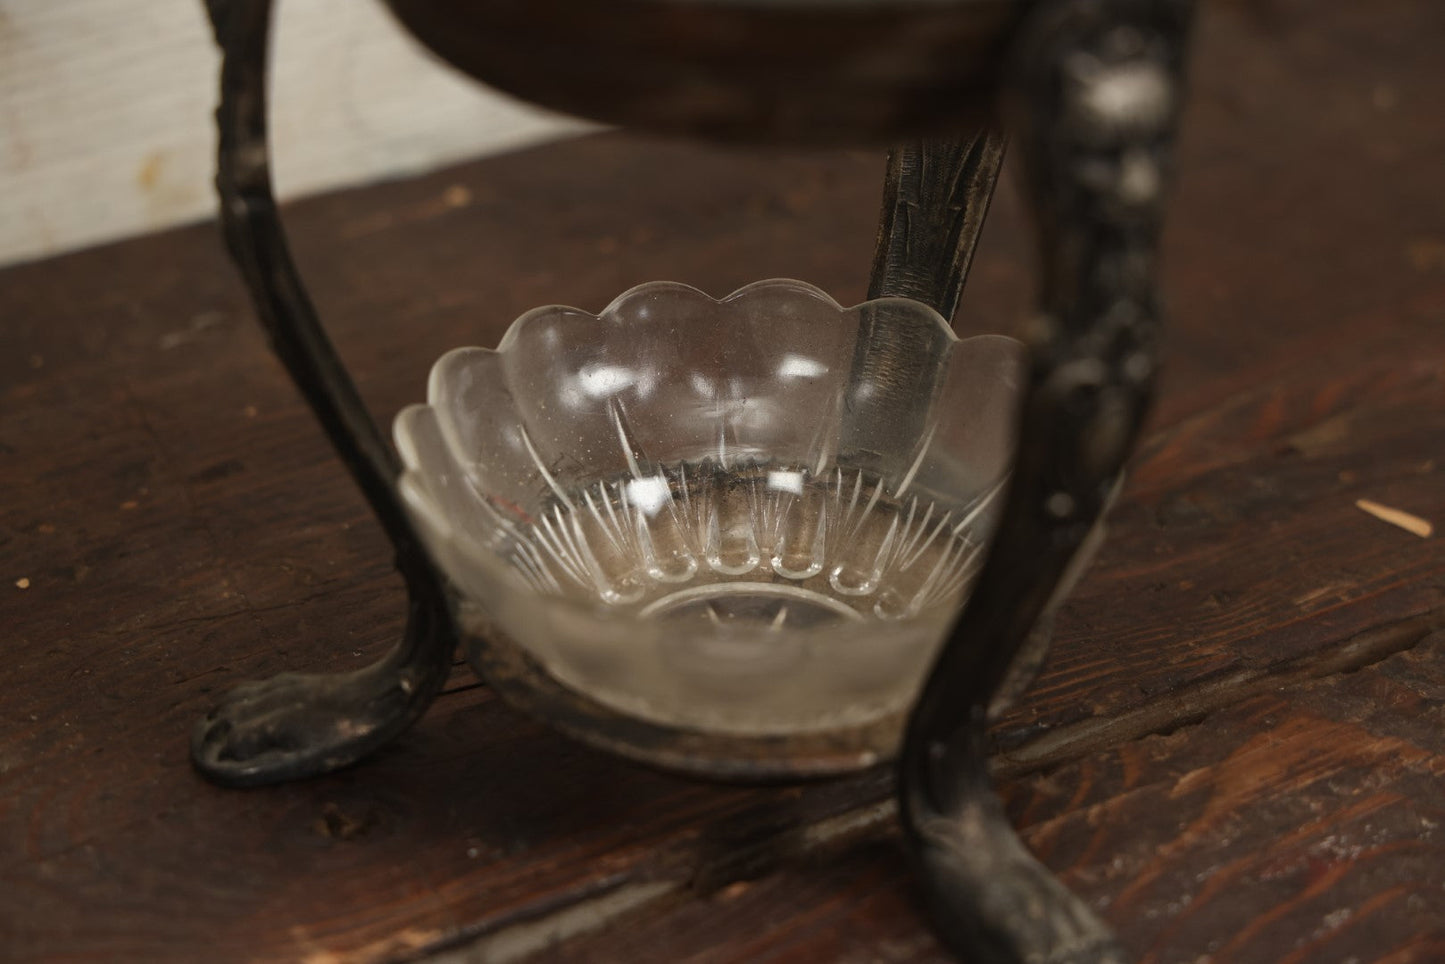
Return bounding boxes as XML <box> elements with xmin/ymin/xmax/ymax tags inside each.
<box><xmin>465</xmin><ymin>460</ymin><xmax>992</xmax><ymax>738</ymax></box>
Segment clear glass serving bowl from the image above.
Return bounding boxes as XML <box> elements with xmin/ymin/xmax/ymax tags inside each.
<box><xmin>394</xmin><ymin>280</ymin><xmax>1023</xmax><ymax>737</ymax></box>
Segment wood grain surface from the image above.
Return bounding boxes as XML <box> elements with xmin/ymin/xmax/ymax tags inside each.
<box><xmin>2</xmin><ymin>0</ymin><xmax>1443</xmax><ymax>961</ymax></box>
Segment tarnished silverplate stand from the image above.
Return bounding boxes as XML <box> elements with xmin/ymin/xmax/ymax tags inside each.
<box><xmin>192</xmin><ymin>1</ymin><xmax>1194</xmax><ymax>961</ymax></box>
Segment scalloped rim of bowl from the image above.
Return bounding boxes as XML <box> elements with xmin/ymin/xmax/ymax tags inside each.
<box><xmin>395</xmin><ymin>274</ymin><xmax>1017</xmax><ymax>572</ymax></box>
<box><xmin>394</xmin><ymin>277</ymin><xmax>1021</xmax><ymax>617</ymax></box>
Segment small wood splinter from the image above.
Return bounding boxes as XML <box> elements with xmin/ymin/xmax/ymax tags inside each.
<box><xmin>1355</xmin><ymin>498</ymin><xmax>1434</xmax><ymax>538</ymax></box>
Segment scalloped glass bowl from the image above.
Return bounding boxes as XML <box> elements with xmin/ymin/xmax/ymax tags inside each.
<box><xmin>394</xmin><ymin>280</ymin><xmax>1023</xmax><ymax>737</ymax></box>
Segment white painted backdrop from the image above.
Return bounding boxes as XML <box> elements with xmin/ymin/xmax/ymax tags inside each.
<box><xmin>0</xmin><ymin>0</ymin><xmax>586</xmax><ymax>266</ymax></box>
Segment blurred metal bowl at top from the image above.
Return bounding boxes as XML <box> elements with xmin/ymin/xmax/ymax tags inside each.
<box><xmin>382</xmin><ymin>0</ymin><xmax>1028</xmax><ymax>144</ymax></box>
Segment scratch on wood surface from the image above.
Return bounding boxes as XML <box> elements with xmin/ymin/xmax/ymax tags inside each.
<box><xmin>799</xmin><ymin>800</ymin><xmax>896</xmax><ymax>849</ymax></box>
<box><xmin>1356</xmin><ymin>499</ymin><xmax>1433</xmax><ymax>538</ymax></box>
<box><xmin>296</xmin><ymin>926</ymin><xmax>444</xmax><ymax>964</ymax></box>
<box><xmin>432</xmin><ymin>880</ymin><xmax>679</xmax><ymax>964</ymax></box>
<box><xmin>1292</xmin><ymin>584</ymin><xmax>1347</xmax><ymax>607</ymax></box>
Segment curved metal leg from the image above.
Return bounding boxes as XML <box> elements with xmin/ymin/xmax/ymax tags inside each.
<box><xmin>894</xmin><ymin>1</ymin><xmax>1195</xmax><ymax>961</ymax></box>
<box><xmin>191</xmin><ymin>0</ymin><xmax>457</xmax><ymax>788</ymax></box>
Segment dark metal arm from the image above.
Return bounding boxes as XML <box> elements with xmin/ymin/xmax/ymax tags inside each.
<box><xmin>893</xmin><ymin>1</ymin><xmax>1195</xmax><ymax>961</ymax></box>
<box><xmin>849</xmin><ymin>131</ymin><xmax>1008</xmax><ymax>468</ymax></box>
<box><xmin>191</xmin><ymin>0</ymin><xmax>458</xmax><ymax>788</ymax></box>
<box><xmin>869</xmin><ymin>130</ymin><xmax>1008</xmax><ymax>318</ymax></box>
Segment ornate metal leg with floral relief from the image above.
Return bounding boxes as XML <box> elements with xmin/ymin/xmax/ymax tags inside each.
<box><xmin>190</xmin><ymin>0</ymin><xmax>458</xmax><ymax>788</ymax></box>
<box><xmin>894</xmin><ymin>2</ymin><xmax>1195</xmax><ymax>961</ymax></box>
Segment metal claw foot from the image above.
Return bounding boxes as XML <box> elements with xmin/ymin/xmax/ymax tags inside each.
<box><xmin>193</xmin><ymin>581</ymin><xmax>454</xmax><ymax>788</ymax></box>
<box><xmin>195</xmin><ymin>665</ymin><xmax>414</xmax><ymax>788</ymax></box>
<box><xmin>912</xmin><ymin>822</ymin><xmax>1128</xmax><ymax>964</ymax></box>
<box><xmin>904</xmin><ymin>720</ymin><xmax>1127</xmax><ymax>964</ymax></box>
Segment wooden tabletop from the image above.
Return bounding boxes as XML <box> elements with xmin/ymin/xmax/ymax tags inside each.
<box><xmin>3</xmin><ymin>1</ymin><xmax>1443</xmax><ymax>961</ymax></box>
